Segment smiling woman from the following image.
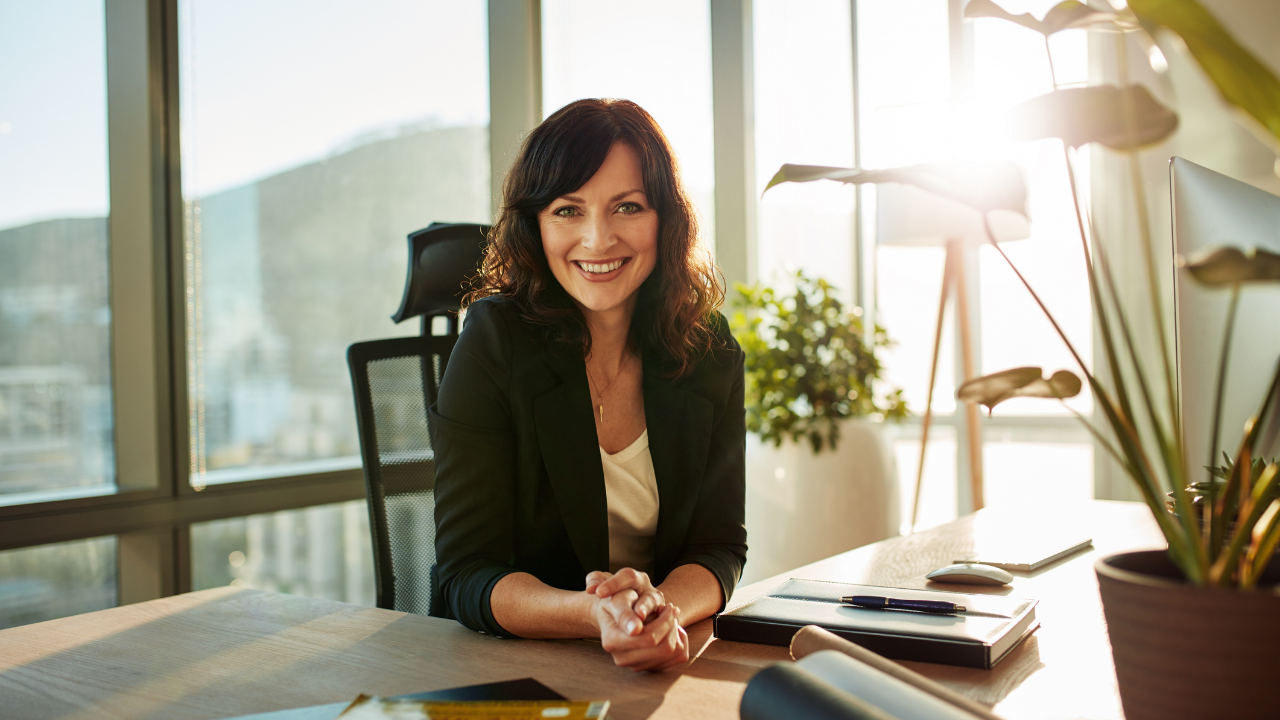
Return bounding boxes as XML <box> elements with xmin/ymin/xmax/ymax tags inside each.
<box><xmin>431</xmin><ymin>99</ymin><xmax>746</xmax><ymax>672</ymax></box>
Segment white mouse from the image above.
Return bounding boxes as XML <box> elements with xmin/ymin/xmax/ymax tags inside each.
<box><xmin>926</xmin><ymin>562</ymin><xmax>1014</xmax><ymax>586</ymax></box>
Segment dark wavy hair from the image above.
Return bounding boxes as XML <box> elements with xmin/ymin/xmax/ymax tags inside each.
<box><xmin>466</xmin><ymin>98</ymin><xmax>725</xmax><ymax>377</ymax></box>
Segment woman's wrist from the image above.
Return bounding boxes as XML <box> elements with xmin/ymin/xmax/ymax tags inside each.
<box><xmin>583</xmin><ymin>591</ymin><xmax>605</xmax><ymax>636</ymax></box>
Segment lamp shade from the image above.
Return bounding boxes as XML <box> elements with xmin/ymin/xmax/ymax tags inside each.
<box><xmin>876</xmin><ymin>182</ymin><xmax>1031</xmax><ymax>247</ymax></box>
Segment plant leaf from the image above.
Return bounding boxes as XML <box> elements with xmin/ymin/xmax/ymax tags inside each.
<box><xmin>1009</xmin><ymin>85</ymin><xmax>1178</xmax><ymax>150</ymax></box>
<box><xmin>964</xmin><ymin>0</ymin><xmax>1045</xmax><ymax>33</ymax></box>
<box><xmin>1129</xmin><ymin>0</ymin><xmax>1280</xmax><ymax>146</ymax></box>
<box><xmin>764</xmin><ymin>162</ymin><xmax>1028</xmax><ymax>217</ymax></box>
<box><xmin>957</xmin><ymin>367</ymin><xmax>1083</xmax><ymax>413</ymax></box>
<box><xmin>965</xmin><ymin>0</ymin><xmax>1124</xmax><ymax>35</ymax></box>
<box><xmin>1041</xmin><ymin>0</ymin><xmax>1119</xmax><ymax>35</ymax></box>
<box><xmin>1178</xmin><ymin>245</ymin><xmax>1280</xmax><ymax>285</ymax></box>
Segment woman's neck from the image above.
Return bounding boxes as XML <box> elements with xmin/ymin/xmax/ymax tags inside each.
<box><xmin>582</xmin><ymin>300</ymin><xmax>637</xmax><ymax>371</ymax></box>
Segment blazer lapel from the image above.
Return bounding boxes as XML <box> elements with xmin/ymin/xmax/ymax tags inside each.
<box><xmin>532</xmin><ymin>346</ymin><xmax>610</xmax><ymax>573</ymax></box>
<box><xmin>643</xmin><ymin>352</ymin><xmax>715</xmax><ymax>575</ymax></box>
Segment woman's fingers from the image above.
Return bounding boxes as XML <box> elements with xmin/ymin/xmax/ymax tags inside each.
<box><xmin>584</xmin><ymin>571</ymin><xmax>613</xmax><ymax>595</ymax></box>
<box><xmin>631</xmin><ymin>588</ymin><xmax>665</xmax><ymax>621</ymax></box>
<box><xmin>608</xmin><ymin>607</ymin><xmax>688</xmax><ymax>672</ymax></box>
<box><xmin>603</xmin><ymin>589</ymin><xmax>643</xmax><ymax>635</ymax></box>
<box><xmin>593</xmin><ymin>567</ymin><xmax>652</xmax><ymax>598</ymax></box>
<box><xmin>650</xmin><ymin>627</ymin><xmax>690</xmax><ymax>671</ymax></box>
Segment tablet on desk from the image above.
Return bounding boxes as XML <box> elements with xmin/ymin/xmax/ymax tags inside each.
<box><xmin>955</xmin><ymin>536</ymin><xmax>1093</xmax><ymax>572</ymax></box>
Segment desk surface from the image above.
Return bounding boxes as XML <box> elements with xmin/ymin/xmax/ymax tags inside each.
<box><xmin>0</xmin><ymin>500</ymin><xmax>1162</xmax><ymax>720</ymax></box>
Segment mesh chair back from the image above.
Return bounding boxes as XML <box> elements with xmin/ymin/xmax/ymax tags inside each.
<box><xmin>348</xmin><ymin>334</ymin><xmax>457</xmax><ymax>615</ymax></box>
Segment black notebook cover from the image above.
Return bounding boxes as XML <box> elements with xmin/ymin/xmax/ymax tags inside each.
<box><xmin>714</xmin><ymin>579</ymin><xmax>1038</xmax><ymax>669</ymax></box>
<box><xmin>219</xmin><ymin>678</ymin><xmax>565</xmax><ymax>720</ymax></box>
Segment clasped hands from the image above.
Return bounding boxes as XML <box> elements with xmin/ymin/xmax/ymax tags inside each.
<box><xmin>585</xmin><ymin>568</ymin><xmax>689</xmax><ymax>672</ymax></box>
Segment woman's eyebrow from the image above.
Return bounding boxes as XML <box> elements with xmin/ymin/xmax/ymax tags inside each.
<box><xmin>554</xmin><ymin>189</ymin><xmax>646</xmax><ymax>204</ymax></box>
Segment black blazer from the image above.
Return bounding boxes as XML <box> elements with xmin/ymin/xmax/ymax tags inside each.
<box><xmin>428</xmin><ymin>296</ymin><xmax>747</xmax><ymax>637</ymax></box>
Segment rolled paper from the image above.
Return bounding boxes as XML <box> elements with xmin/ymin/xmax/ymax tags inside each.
<box><xmin>739</xmin><ymin>662</ymin><xmax>901</xmax><ymax>720</ymax></box>
<box><xmin>797</xmin><ymin>651</ymin><xmax>980</xmax><ymax>720</ymax></box>
<box><xmin>790</xmin><ymin>626</ymin><xmax>1006</xmax><ymax>720</ymax></box>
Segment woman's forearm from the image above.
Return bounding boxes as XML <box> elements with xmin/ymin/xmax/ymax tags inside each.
<box><xmin>489</xmin><ymin>572</ymin><xmax>599</xmax><ymax>639</ymax></box>
<box><xmin>657</xmin><ymin>564</ymin><xmax>722</xmax><ymax>627</ymax></box>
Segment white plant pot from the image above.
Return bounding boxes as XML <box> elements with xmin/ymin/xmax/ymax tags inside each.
<box><xmin>741</xmin><ymin>418</ymin><xmax>899</xmax><ymax>585</ymax></box>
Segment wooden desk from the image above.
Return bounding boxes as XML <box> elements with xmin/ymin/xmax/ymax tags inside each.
<box><xmin>0</xmin><ymin>501</ymin><xmax>1162</xmax><ymax>720</ymax></box>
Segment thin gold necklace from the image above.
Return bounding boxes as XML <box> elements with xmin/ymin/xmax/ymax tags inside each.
<box><xmin>585</xmin><ymin>354</ymin><xmax>628</xmax><ymax>423</ymax></box>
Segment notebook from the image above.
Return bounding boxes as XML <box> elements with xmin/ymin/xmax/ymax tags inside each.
<box><xmin>714</xmin><ymin>579</ymin><xmax>1038</xmax><ymax>669</ymax></box>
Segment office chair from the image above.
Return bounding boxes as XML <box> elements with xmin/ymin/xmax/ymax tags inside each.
<box><xmin>347</xmin><ymin>222</ymin><xmax>489</xmax><ymax>615</ymax></box>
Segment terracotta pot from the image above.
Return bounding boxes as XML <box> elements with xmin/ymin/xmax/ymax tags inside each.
<box><xmin>1095</xmin><ymin>550</ymin><xmax>1280</xmax><ymax>720</ymax></box>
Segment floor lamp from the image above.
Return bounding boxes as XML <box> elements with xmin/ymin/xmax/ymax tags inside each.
<box><xmin>876</xmin><ymin>183</ymin><xmax>1030</xmax><ymax>529</ymax></box>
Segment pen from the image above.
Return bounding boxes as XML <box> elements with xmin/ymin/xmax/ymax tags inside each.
<box><xmin>841</xmin><ymin>595</ymin><xmax>966</xmax><ymax>614</ymax></box>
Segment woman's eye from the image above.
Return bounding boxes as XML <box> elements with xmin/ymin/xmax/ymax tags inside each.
<box><xmin>617</xmin><ymin>202</ymin><xmax>643</xmax><ymax>214</ymax></box>
<box><xmin>553</xmin><ymin>206</ymin><xmax>578</xmax><ymax>217</ymax></box>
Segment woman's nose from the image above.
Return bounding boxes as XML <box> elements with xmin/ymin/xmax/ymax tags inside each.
<box><xmin>580</xmin><ymin>212</ymin><xmax>616</xmax><ymax>254</ymax></box>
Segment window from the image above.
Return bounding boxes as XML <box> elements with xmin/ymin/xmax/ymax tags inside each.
<box><xmin>753</xmin><ymin>0</ymin><xmax>857</xmax><ymax>294</ymax></box>
<box><xmin>856</xmin><ymin>0</ymin><xmax>1095</xmax><ymax>527</ymax></box>
<box><xmin>542</xmin><ymin>0</ymin><xmax>716</xmax><ymax>248</ymax></box>
<box><xmin>0</xmin><ymin>537</ymin><xmax>116</xmax><ymax>629</ymax></box>
<box><xmin>178</xmin><ymin>0</ymin><xmax>491</xmax><ymax>487</ymax></box>
<box><xmin>0</xmin><ymin>2</ymin><xmax>114</xmax><ymax>506</ymax></box>
<box><xmin>191</xmin><ymin>501</ymin><xmax>373</xmax><ymax>605</ymax></box>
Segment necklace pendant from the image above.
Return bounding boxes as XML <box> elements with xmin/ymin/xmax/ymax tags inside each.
<box><xmin>599</xmin><ymin>404</ymin><xmax>604</xmax><ymax>423</ymax></box>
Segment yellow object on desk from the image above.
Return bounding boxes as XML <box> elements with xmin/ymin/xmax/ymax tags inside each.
<box><xmin>336</xmin><ymin>695</ymin><xmax>610</xmax><ymax>720</ymax></box>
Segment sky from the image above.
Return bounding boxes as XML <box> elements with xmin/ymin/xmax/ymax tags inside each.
<box><xmin>0</xmin><ymin>1</ymin><xmax>492</xmax><ymax>230</ymax></box>
<box><xmin>0</xmin><ymin>0</ymin><xmax>109</xmax><ymax>231</ymax></box>
<box><xmin>179</xmin><ymin>0</ymin><xmax>489</xmax><ymax>197</ymax></box>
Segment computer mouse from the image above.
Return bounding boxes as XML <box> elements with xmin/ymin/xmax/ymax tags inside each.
<box><xmin>925</xmin><ymin>562</ymin><xmax>1014</xmax><ymax>586</ymax></box>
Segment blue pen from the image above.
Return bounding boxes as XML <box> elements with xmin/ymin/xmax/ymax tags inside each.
<box><xmin>841</xmin><ymin>595</ymin><xmax>966</xmax><ymax>614</ymax></box>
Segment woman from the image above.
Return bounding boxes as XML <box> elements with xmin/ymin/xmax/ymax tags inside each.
<box><xmin>430</xmin><ymin>98</ymin><xmax>746</xmax><ymax>672</ymax></box>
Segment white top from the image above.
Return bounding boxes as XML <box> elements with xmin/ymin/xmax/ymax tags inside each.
<box><xmin>600</xmin><ymin>430</ymin><xmax>660</xmax><ymax>573</ymax></box>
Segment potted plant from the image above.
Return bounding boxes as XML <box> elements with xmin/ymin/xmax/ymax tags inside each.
<box><xmin>764</xmin><ymin>1</ymin><xmax>1280</xmax><ymax>717</ymax></box>
<box><xmin>730</xmin><ymin>270</ymin><xmax>908</xmax><ymax>584</ymax></box>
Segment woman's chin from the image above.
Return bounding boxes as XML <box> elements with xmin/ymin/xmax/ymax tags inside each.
<box><xmin>567</xmin><ymin>286</ymin><xmax>639</xmax><ymax>318</ymax></box>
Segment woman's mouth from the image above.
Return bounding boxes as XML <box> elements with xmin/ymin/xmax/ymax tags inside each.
<box><xmin>573</xmin><ymin>258</ymin><xmax>629</xmax><ymax>278</ymax></box>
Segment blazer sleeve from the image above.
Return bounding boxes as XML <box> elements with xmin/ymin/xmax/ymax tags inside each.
<box><xmin>670</xmin><ymin>332</ymin><xmax>748</xmax><ymax>611</ymax></box>
<box><xmin>429</xmin><ymin>300</ymin><xmax>519</xmax><ymax>637</ymax></box>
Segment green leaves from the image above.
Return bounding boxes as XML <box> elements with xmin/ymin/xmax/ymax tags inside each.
<box><xmin>1129</xmin><ymin>0</ymin><xmax>1280</xmax><ymax>146</ymax></box>
<box><xmin>1178</xmin><ymin>245</ymin><xmax>1280</xmax><ymax>285</ymax></box>
<box><xmin>730</xmin><ymin>271</ymin><xmax>907</xmax><ymax>454</ymax></box>
<box><xmin>764</xmin><ymin>162</ymin><xmax>1028</xmax><ymax>217</ymax></box>
<box><xmin>956</xmin><ymin>367</ymin><xmax>1083</xmax><ymax>414</ymax></box>
<box><xmin>965</xmin><ymin>0</ymin><xmax>1124</xmax><ymax>36</ymax></box>
<box><xmin>1009</xmin><ymin>85</ymin><xmax>1179</xmax><ymax>150</ymax></box>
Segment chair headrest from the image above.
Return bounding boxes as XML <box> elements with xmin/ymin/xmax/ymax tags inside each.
<box><xmin>391</xmin><ymin>222</ymin><xmax>491</xmax><ymax>324</ymax></box>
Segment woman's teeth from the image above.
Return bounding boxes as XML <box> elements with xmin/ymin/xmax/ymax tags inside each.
<box><xmin>578</xmin><ymin>259</ymin><xmax>624</xmax><ymax>274</ymax></box>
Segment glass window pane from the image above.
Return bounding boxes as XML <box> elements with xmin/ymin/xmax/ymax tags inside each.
<box><xmin>542</xmin><ymin>0</ymin><xmax>715</xmax><ymax>248</ymax></box>
<box><xmin>0</xmin><ymin>3</ymin><xmax>115</xmax><ymax>504</ymax></box>
<box><xmin>179</xmin><ymin>1</ymin><xmax>490</xmax><ymax>486</ymax></box>
<box><xmin>892</xmin><ymin>429</ymin><xmax>957</xmax><ymax>532</ymax></box>
<box><xmin>753</xmin><ymin>0</ymin><xmax>856</xmax><ymax>294</ymax></box>
<box><xmin>984</xmin><ymin>441</ymin><xmax>1093</xmax><ymax>511</ymax></box>
<box><xmin>0</xmin><ymin>536</ymin><xmax>117</xmax><ymax>629</ymax></box>
<box><xmin>972</xmin><ymin>10</ymin><xmax>1093</xmax><ymax>416</ymax></box>
<box><xmin>191</xmin><ymin>500</ymin><xmax>373</xmax><ymax>606</ymax></box>
<box><xmin>857</xmin><ymin>0</ymin><xmax>951</xmax><ymax>169</ymax></box>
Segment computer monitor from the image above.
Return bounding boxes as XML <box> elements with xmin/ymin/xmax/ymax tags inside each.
<box><xmin>1171</xmin><ymin>157</ymin><xmax>1280</xmax><ymax>478</ymax></box>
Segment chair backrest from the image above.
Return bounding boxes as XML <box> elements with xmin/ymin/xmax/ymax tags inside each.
<box><xmin>348</xmin><ymin>334</ymin><xmax>456</xmax><ymax>615</ymax></box>
<box><xmin>391</xmin><ymin>222</ymin><xmax>491</xmax><ymax>333</ymax></box>
<box><xmin>351</xmin><ymin>222</ymin><xmax>488</xmax><ymax>614</ymax></box>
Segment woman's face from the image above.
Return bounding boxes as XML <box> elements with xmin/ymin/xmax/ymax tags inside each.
<box><xmin>539</xmin><ymin>141</ymin><xmax>658</xmax><ymax>320</ymax></box>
